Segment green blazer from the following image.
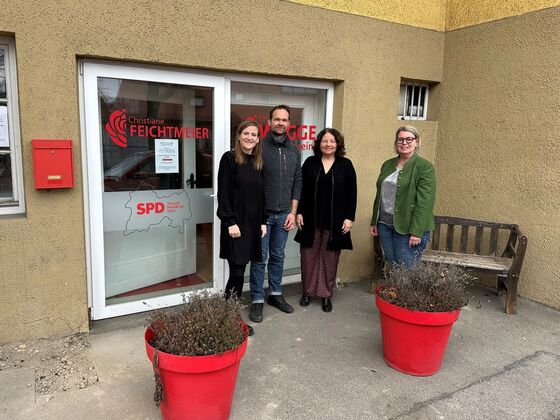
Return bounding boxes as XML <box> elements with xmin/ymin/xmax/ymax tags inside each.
<box><xmin>371</xmin><ymin>154</ymin><xmax>436</xmax><ymax>237</ymax></box>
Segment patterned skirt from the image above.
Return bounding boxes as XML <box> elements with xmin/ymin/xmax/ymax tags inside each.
<box><xmin>300</xmin><ymin>229</ymin><xmax>341</xmax><ymax>298</ymax></box>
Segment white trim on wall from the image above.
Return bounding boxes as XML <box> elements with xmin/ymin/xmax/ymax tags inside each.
<box><xmin>0</xmin><ymin>37</ymin><xmax>25</xmax><ymax>215</ymax></box>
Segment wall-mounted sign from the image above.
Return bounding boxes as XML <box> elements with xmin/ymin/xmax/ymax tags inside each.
<box><xmin>155</xmin><ymin>139</ymin><xmax>179</xmax><ymax>174</ymax></box>
<box><xmin>105</xmin><ymin>108</ymin><xmax>209</xmax><ymax>149</ymax></box>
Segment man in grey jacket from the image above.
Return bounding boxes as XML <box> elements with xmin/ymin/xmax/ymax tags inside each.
<box><xmin>249</xmin><ymin>105</ymin><xmax>302</xmax><ymax>322</ymax></box>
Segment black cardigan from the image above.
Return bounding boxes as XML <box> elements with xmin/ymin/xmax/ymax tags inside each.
<box><xmin>295</xmin><ymin>155</ymin><xmax>357</xmax><ymax>251</ymax></box>
<box><xmin>217</xmin><ymin>151</ymin><xmax>265</xmax><ymax>264</ymax></box>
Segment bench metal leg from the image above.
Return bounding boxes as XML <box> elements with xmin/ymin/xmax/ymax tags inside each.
<box><xmin>505</xmin><ymin>273</ymin><xmax>518</xmax><ymax>315</ymax></box>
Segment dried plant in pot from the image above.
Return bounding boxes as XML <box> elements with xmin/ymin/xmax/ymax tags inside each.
<box><xmin>145</xmin><ymin>290</ymin><xmax>249</xmax><ymax>420</ymax></box>
<box><xmin>375</xmin><ymin>262</ymin><xmax>471</xmax><ymax>376</ymax></box>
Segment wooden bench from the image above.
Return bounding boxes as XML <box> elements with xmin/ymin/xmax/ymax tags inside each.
<box><xmin>373</xmin><ymin>216</ymin><xmax>528</xmax><ymax>314</ymax></box>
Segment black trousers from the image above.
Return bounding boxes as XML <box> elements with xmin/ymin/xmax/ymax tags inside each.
<box><xmin>225</xmin><ymin>261</ymin><xmax>247</xmax><ymax>300</ymax></box>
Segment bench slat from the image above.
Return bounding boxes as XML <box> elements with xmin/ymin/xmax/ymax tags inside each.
<box><xmin>423</xmin><ymin>250</ymin><xmax>513</xmax><ymax>272</ymax></box>
<box><xmin>489</xmin><ymin>228</ymin><xmax>499</xmax><ymax>256</ymax></box>
<box><xmin>474</xmin><ymin>225</ymin><xmax>484</xmax><ymax>254</ymax></box>
<box><xmin>432</xmin><ymin>223</ymin><xmax>441</xmax><ymax>250</ymax></box>
<box><xmin>460</xmin><ymin>225</ymin><xmax>469</xmax><ymax>253</ymax></box>
<box><xmin>446</xmin><ymin>224</ymin><xmax>455</xmax><ymax>252</ymax></box>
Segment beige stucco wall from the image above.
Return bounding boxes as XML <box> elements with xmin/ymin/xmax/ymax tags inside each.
<box><xmin>0</xmin><ymin>0</ymin><xmax>444</xmax><ymax>342</ymax></box>
<box><xmin>436</xmin><ymin>7</ymin><xmax>560</xmax><ymax>308</ymax></box>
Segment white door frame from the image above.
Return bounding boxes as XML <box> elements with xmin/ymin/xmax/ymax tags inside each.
<box><xmin>81</xmin><ymin>60</ymin><xmax>227</xmax><ymax>319</ymax></box>
<box><xmin>80</xmin><ymin>60</ymin><xmax>334</xmax><ymax>319</ymax></box>
<box><xmin>227</xmin><ymin>74</ymin><xmax>334</xmax><ymax>285</ymax></box>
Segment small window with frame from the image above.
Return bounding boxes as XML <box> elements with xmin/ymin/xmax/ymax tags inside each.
<box><xmin>0</xmin><ymin>37</ymin><xmax>25</xmax><ymax>215</ymax></box>
<box><xmin>398</xmin><ymin>81</ymin><xmax>429</xmax><ymax>121</ymax></box>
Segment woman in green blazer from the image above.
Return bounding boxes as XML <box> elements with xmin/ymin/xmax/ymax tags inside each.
<box><xmin>370</xmin><ymin>126</ymin><xmax>435</xmax><ymax>267</ymax></box>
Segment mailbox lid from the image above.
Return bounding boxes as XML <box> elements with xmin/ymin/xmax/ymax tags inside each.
<box><xmin>32</xmin><ymin>139</ymin><xmax>73</xmax><ymax>149</ymax></box>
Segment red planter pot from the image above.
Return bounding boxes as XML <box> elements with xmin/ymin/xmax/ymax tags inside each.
<box><xmin>375</xmin><ymin>292</ymin><xmax>461</xmax><ymax>376</ymax></box>
<box><xmin>145</xmin><ymin>325</ymin><xmax>248</xmax><ymax>420</ymax></box>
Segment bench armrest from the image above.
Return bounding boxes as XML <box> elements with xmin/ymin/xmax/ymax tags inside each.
<box><xmin>509</xmin><ymin>225</ymin><xmax>528</xmax><ymax>277</ymax></box>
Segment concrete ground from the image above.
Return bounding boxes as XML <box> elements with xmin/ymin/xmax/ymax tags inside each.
<box><xmin>2</xmin><ymin>280</ymin><xmax>559</xmax><ymax>420</ymax></box>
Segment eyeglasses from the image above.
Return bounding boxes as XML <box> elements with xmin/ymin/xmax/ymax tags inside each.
<box><xmin>396</xmin><ymin>137</ymin><xmax>416</xmax><ymax>144</ymax></box>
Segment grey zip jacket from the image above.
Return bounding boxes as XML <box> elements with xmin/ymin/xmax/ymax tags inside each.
<box><xmin>261</xmin><ymin>132</ymin><xmax>302</xmax><ymax>213</ymax></box>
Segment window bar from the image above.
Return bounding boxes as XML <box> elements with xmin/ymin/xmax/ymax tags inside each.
<box><xmin>409</xmin><ymin>85</ymin><xmax>413</xmax><ymax>118</ymax></box>
<box><xmin>402</xmin><ymin>85</ymin><xmax>406</xmax><ymax>118</ymax></box>
<box><xmin>403</xmin><ymin>85</ymin><xmax>409</xmax><ymax>118</ymax></box>
<box><xmin>420</xmin><ymin>86</ymin><xmax>425</xmax><ymax>118</ymax></box>
<box><xmin>418</xmin><ymin>86</ymin><xmax>423</xmax><ymax>118</ymax></box>
<box><xmin>410</xmin><ymin>83</ymin><xmax>418</xmax><ymax>118</ymax></box>
<box><xmin>423</xmin><ymin>86</ymin><xmax>429</xmax><ymax>120</ymax></box>
<box><xmin>411</xmin><ymin>84</ymin><xmax>416</xmax><ymax>118</ymax></box>
<box><xmin>414</xmin><ymin>84</ymin><xmax>420</xmax><ymax>118</ymax></box>
<box><xmin>406</xmin><ymin>85</ymin><xmax>410</xmax><ymax>118</ymax></box>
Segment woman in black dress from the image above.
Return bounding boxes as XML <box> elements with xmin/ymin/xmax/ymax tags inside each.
<box><xmin>295</xmin><ymin>128</ymin><xmax>357</xmax><ymax>312</ymax></box>
<box><xmin>217</xmin><ymin>120</ymin><xmax>266</xmax><ymax>333</ymax></box>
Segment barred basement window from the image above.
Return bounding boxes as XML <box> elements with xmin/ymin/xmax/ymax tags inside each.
<box><xmin>398</xmin><ymin>81</ymin><xmax>428</xmax><ymax>120</ymax></box>
<box><xmin>0</xmin><ymin>37</ymin><xmax>25</xmax><ymax>215</ymax></box>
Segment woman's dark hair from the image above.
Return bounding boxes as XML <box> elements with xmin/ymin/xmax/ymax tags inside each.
<box><xmin>313</xmin><ymin>128</ymin><xmax>346</xmax><ymax>157</ymax></box>
<box><xmin>269</xmin><ymin>104</ymin><xmax>291</xmax><ymax>120</ymax></box>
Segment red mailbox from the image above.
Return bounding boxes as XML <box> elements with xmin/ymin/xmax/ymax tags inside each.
<box><xmin>32</xmin><ymin>140</ymin><xmax>74</xmax><ymax>189</ymax></box>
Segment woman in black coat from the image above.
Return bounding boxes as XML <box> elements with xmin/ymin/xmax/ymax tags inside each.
<box><xmin>295</xmin><ymin>128</ymin><xmax>357</xmax><ymax>312</ymax></box>
<box><xmin>217</xmin><ymin>120</ymin><xmax>266</xmax><ymax>333</ymax></box>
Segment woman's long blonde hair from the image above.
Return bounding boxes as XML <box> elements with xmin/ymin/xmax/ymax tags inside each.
<box><xmin>234</xmin><ymin>120</ymin><xmax>263</xmax><ymax>170</ymax></box>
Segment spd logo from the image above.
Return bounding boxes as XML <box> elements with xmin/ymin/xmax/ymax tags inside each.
<box><xmin>106</xmin><ymin>109</ymin><xmax>128</xmax><ymax>148</ymax></box>
<box><xmin>137</xmin><ymin>202</ymin><xmax>165</xmax><ymax>215</ymax></box>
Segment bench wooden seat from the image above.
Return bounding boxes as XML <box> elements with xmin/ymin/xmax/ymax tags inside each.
<box><xmin>372</xmin><ymin>215</ymin><xmax>528</xmax><ymax>314</ymax></box>
<box><xmin>422</xmin><ymin>250</ymin><xmax>513</xmax><ymax>273</ymax></box>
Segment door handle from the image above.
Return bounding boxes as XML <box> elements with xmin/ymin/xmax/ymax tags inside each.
<box><xmin>210</xmin><ymin>193</ymin><xmax>217</xmax><ymax>198</ymax></box>
<box><xmin>186</xmin><ymin>173</ymin><xmax>196</xmax><ymax>189</ymax></box>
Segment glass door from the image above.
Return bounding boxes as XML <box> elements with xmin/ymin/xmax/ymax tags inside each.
<box><xmin>229</xmin><ymin>80</ymin><xmax>331</xmax><ymax>279</ymax></box>
<box><xmin>83</xmin><ymin>62</ymin><xmax>226</xmax><ymax>319</ymax></box>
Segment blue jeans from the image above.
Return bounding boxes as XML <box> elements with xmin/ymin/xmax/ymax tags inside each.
<box><xmin>249</xmin><ymin>212</ymin><xmax>290</xmax><ymax>303</ymax></box>
<box><xmin>377</xmin><ymin>223</ymin><xmax>430</xmax><ymax>268</ymax></box>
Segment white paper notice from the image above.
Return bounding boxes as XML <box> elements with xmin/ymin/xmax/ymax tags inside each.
<box><xmin>155</xmin><ymin>139</ymin><xmax>179</xmax><ymax>174</ymax></box>
<box><xmin>0</xmin><ymin>106</ymin><xmax>8</xmax><ymax>147</ymax></box>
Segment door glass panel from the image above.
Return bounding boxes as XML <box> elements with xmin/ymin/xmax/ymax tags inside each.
<box><xmin>0</xmin><ymin>153</ymin><xmax>13</xmax><ymax>200</ymax></box>
<box><xmin>0</xmin><ymin>48</ymin><xmax>14</xmax><ymax>202</ymax></box>
<box><xmin>0</xmin><ymin>49</ymin><xmax>6</xmax><ymax>99</ymax></box>
<box><xmin>231</xmin><ymin>82</ymin><xmax>327</xmax><ymax>276</ymax></box>
<box><xmin>98</xmin><ymin>77</ymin><xmax>214</xmax><ymax>305</ymax></box>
